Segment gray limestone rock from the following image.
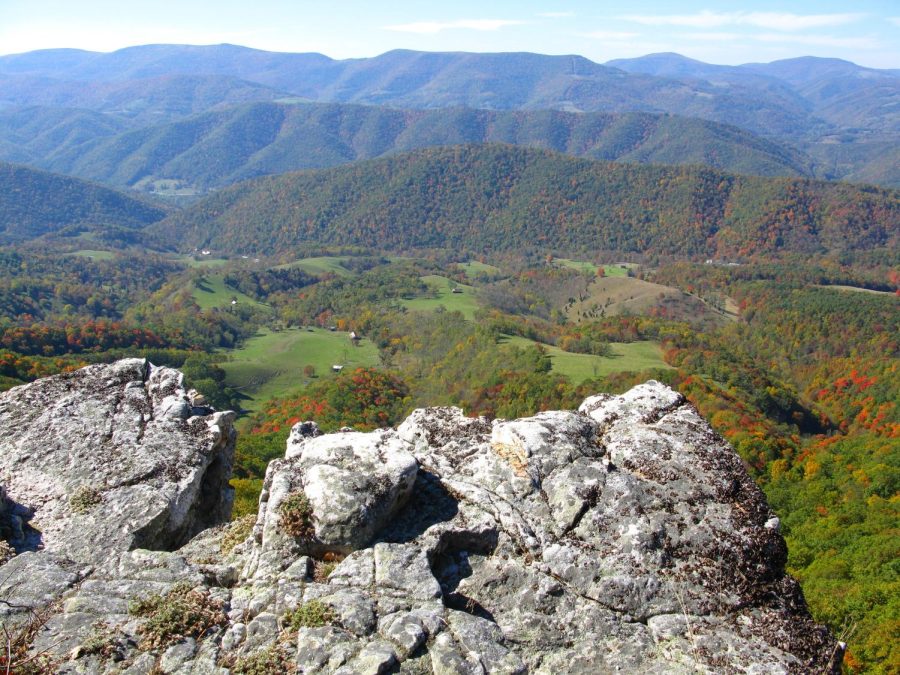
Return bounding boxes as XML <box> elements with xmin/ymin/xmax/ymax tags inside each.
<box><xmin>0</xmin><ymin>370</ymin><xmax>841</xmax><ymax>674</ymax></box>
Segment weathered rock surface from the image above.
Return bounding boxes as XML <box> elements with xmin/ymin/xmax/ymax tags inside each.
<box><xmin>0</xmin><ymin>365</ymin><xmax>840</xmax><ymax>673</ymax></box>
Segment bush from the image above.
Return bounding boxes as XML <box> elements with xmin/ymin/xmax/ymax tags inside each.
<box><xmin>232</xmin><ymin>644</ymin><xmax>297</xmax><ymax>674</ymax></box>
<box><xmin>278</xmin><ymin>491</ymin><xmax>315</xmax><ymax>539</ymax></box>
<box><xmin>285</xmin><ymin>600</ymin><xmax>338</xmax><ymax>629</ymax></box>
<box><xmin>220</xmin><ymin>514</ymin><xmax>256</xmax><ymax>555</ymax></box>
<box><xmin>129</xmin><ymin>584</ymin><xmax>226</xmax><ymax>650</ymax></box>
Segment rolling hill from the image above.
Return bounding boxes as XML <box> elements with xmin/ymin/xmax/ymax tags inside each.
<box><xmin>150</xmin><ymin>144</ymin><xmax>899</xmax><ymax>258</ymax></box>
<box><xmin>0</xmin><ymin>162</ymin><xmax>168</xmax><ymax>241</ymax></box>
<box><xmin>13</xmin><ymin>102</ymin><xmax>814</xmax><ymax>190</ymax></box>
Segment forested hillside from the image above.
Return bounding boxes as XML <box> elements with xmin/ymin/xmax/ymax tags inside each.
<box><xmin>154</xmin><ymin>145</ymin><xmax>899</xmax><ymax>257</ymax></box>
<box><xmin>15</xmin><ymin>102</ymin><xmax>813</xmax><ymax>190</ymax></box>
<box><xmin>0</xmin><ymin>162</ymin><xmax>168</xmax><ymax>241</ymax></box>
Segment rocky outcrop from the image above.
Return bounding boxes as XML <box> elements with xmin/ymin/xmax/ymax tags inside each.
<box><xmin>0</xmin><ymin>358</ymin><xmax>236</xmax><ymax>562</ymax></box>
<box><xmin>0</xmin><ymin>365</ymin><xmax>840</xmax><ymax>673</ymax></box>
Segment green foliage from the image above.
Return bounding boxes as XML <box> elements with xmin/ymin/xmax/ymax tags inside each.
<box><xmin>285</xmin><ymin>600</ymin><xmax>338</xmax><ymax>629</ymax></box>
<box><xmin>0</xmin><ymin>162</ymin><xmax>166</xmax><ymax>241</ymax></box>
<box><xmin>154</xmin><ymin>146</ymin><xmax>899</xmax><ymax>258</ymax></box>
<box><xmin>232</xmin><ymin>644</ymin><xmax>297</xmax><ymax>674</ymax></box>
<box><xmin>220</xmin><ymin>514</ymin><xmax>256</xmax><ymax>555</ymax></box>
<box><xmin>128</xmin><ymin>584</ymin><xmax>227</xmax><ymax>651</ymax></box>
<box><xmin>278</xmin><ymin>492</ymin><xmax>315</xmax><ymax>539</ymax></box>
<box><xmin>230</xmin><ymin>478</ymin><xmax>264</xmax><ymax>519</ymax></box>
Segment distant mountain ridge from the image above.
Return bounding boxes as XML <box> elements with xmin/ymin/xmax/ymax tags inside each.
<box><xmin>151</xmin><ymin>145</ymin><xmax>899</xmax><ymax>258</ymax></box>
<box><xmin>1</xmin><ymin>102</ymin><xmax>813</xmax><ymax>191</ymax></box>
<box><xmin>0</xmin><ymin>45</ymin><xmax>897</xmax><ymax>187</ymax></box>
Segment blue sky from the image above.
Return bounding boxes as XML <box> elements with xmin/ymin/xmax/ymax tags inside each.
<box><xmin>2</xmin><ymin>0</ymin><xmax>899</xmax><ymax>68</ymax></box>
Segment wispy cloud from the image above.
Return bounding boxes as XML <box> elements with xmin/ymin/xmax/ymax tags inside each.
<box><xmin>889</xmin><ymin>17</ymin><xmax>900</xmax><ymax>27</ymax></box>
<box><xmin>580</xmin><ymin>30</ymin><xmax>640</xmax><ymax>41</ymax></box>
<box><xmin>538</xmin><ymin>12</ymin><xmax>574</xmax><ymax>19</ymax></box>
<box><xmin>384</xmin><ymin>19</ymin><xmax>526</xmax><ymax>34</ymax></box>
<box><xmin>621</xmin><ymin>11</ymin><xmax>865</xmax><ymax>32</ymax></box>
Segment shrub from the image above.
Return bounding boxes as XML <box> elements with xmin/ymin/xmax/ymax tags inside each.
<box><xmin>128</xmin><ymin>584</ymin><xmax>226</xmax><ymax>650</ymax></box>
<box><xmin>278</xmin><ymin>491</ymin><xmax>315</xmax><ymax>539</ymax></box>
<box><xmin>220</xmin><ymin>514</ymin><xmax>256</xmax><ymax>555</ymax></box>
<box><xmin>285</xmin><ymin>600</ymin><xmax>338</xmax><ymax>629</ymax></box>
<box><xmin>233</xmin><ymin>644</ymin><xmax>297</xmax><ymax>674</ymax></box>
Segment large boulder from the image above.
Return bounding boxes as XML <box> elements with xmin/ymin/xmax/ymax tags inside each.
<box><xmin>0</xmin><ymin>358</ymin><xmax>236</xmax><ymax>563</ymax></box>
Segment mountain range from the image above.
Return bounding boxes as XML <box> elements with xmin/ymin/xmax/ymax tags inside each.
<box><xmin>0</xmin><ymin>45</ymin><xmax>896</xmax><ymax>189</ymax></box>
<box><xmin>0</xmin><ymin>103</ymin><xmax>814</xmax><ymax>191</ymax></box>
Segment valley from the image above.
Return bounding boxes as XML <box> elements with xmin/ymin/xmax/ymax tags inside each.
<box><xmin>0</xmin><ymin>41</ymin><xmax>897</xmax><ymax>674</ymax></box>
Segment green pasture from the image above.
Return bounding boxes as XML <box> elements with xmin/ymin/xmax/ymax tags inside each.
<box><xmin>278</xmin><ymin>256</ymin><xmax>354</xmax><ymax>277</ymax></box>
<box><xmin>554</xmin><ymin>258</ymin><xmax>633</xmax><ymax>277</ymax></box>
<box><xmin>458</xmin><ymin>260</ymin><xmax>502</xmax><ymax>278</ymax></box>
<box><xmin>222</xmin><ymin>327</ymin><xmax>379</xmax><ymax>412</ymax></box>
<box><xmin>169</xmin><ymin>253</ymin><xmax>230</xmax><ymax>268</ymax></box>
<box><xmin>400</xmin><ymin>275</ymin><xmax>480</xmax><ymax>319</ymax></box>
<box><xmin>69</xmin><ymin>249</ymin><xmax>116</xmax><ymax>261</ymax></box>
<box><xmin>191</xmin><ymin>274</ymin><xmax>267</xmax><ymax>310</ymax></box>
<box><xmin>499</xmin><ymin>334</ymin><xmax>671</xmax><ymax>384</ymax></box>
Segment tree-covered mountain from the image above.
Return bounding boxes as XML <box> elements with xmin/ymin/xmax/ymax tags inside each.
<box><xmin>2</xmin><ymin>45</ymin><xmax>896</xmax><ymax>186</ymax></box>
<box><xmin>152</xmin><ymin>144</ymin><xmax>898</xmax><ymax>258</ymax></box>
<box><xmin>0</xmin><ymin>73</ymin><xmax>289</xmax><ymax>125</ymax></box>
<box><xmin>6</xmin><ymin>102</ymin><xmax>813</xmax><ymax>190</ymax></box>
<box><xmin>0</xmin><ymin>46</ymin><xmax>820</xmax><ymax>137</ymax></box>
<box><xmin>0</xmin><ymin>162</ymin><xmax>168</xmax><ymax>241</ymax></box>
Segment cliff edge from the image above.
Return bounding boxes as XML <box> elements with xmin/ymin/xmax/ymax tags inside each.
<box><xmin>0</xmin><ymin>361</ymin><xmax>840</xmax><ymax>673</ymax></box>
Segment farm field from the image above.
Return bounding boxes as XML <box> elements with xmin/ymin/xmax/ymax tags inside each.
<box><xmin>458</xmin><ymin>260</ymin><xmax>503</xmax><ymax>278</ymax></box>
<box><xmin>400</xmin><ymin>275</ymin><xmax>480</xmax><ymax>319</ymax></box>
<box><xmin>69</xmin><ymin>249</ymin><xmax>115</xmax><ymax>261</ymax></box>
<box><xmin>191</xmin><ymin>274</ymin><xmax>268</xmax><ymax>310</ymax></box>
<box><xmin>222</xmin><ymin>327</ymin><xmax>379</xmax><ymax>411</ymax></box>
<box><xmin>554</xmin><ymin>258</ymin><xmax>635</xmax><ymax>277</ymax></box>
<box><xmin>278</xmin><ymin>256</ymin><xmax>354</xmax><ymax>276</ymax></box>
<box><xmin>499</xmin><ymin>334</ymin><xmax>671</xmax><ymax>383</ymax></box>
<box><xmin>566</xmin><ymin>275</ymin><xmax>713</xmax><ymax>321</ymax></box>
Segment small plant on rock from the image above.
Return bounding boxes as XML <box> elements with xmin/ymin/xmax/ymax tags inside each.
<box><xmin>128</xmin><ymin>584</ymin><xmax>226</xmax><ymax>650</ymax></box>
<box><xmin>285</xmin><ymin>600</ymin><xmax>338</xmax><ymax>629</ymax></box>
<box><xmin>70</xmin><ymin>486</ymin><xmax>102</xmax><ymax>513</ymax></box>
<box><xmin>278</xmin><ymin>491</ymin><xmax>315</xmax><ymax>539</ymax></box>
<box><xmin>77</xmin><ymin>621</ymin><xmax>123</xmax><ymax>661</ymax></box>
<box><xmin>220</xmin><ymin>514</ymin><xmax>256</xmax><ymax>555</ymax></box>
<box><xmin>232</xmin><ymin>644</ymin><xmax>297</xmax><ymax>674</ymax></box>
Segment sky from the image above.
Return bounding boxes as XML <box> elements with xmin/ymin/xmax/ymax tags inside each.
<box><xmin>1</xmin><ymin>0</ymin><xmax>899</xmax><ymax>69</ymax></box>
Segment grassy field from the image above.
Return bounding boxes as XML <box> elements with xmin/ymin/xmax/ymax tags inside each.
<box><xmin>565</xmin><ymin>275</ymin><xmax>720</xmax><ymax>323</ymax></box>
<box><xmin>278</xmin><ymin>256</ymin><xmax>354</xmax><ymax>277</ymax></box>
<box><xmin>500</xmin><ymin>334</ymin><xmax>671</xmax><ymax>384</ymax></box>
<box><xmin>554</xmin><ymin>258</ymin><xmax>634</xmax><ymax>277</ymax></box>
<box><xmin>400</xmin><ymin>275</ymin><xmax>481</xmax><ymax>319</ymax></box>
<box><xmin>168</xmin><ymin>253</ymin><xmax>231</xmax><ymax>268</ymax></box>
<box><xmin>222</xmin><ymin>327</ymin><xmax>379</xmax><ymax>412</ymax></box>
<box><xmin>191</xmin><ymin>274</ymin><xmax>268</xmax><ymax>311</ymax></box>
<box><xmin>70</xmin><ymin>249</ymin><xmax>116</xmax><ymax>261</ymax></box>
<box><xmin>458</xmin><ymin>261</ymin><xmax>502</xmax><ymax>278</ymax></box>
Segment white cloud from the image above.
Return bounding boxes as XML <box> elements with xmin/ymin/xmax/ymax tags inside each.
<box><xmin>538</xmin><ymin>12</ymin><xmax>574</xmax><ymax>19</ymax></box>
<box><xmin>383</xmin><ymin>19</ymin><xmax>526</xmax><ymax>34</ymax></box>
<box><xmin>621</xmin><ymin>11</ymin><xmax>865</xmax><ymax>32</ymax></box>
<box><xmin>580</xmin><ymin>30</ymin><xmax>640</xmax><ymax>41</ymax></box>
<box><xmin>889</xmin><ymin>17</ymin><xmax>900</xmax><ymax>27</ymax></box>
